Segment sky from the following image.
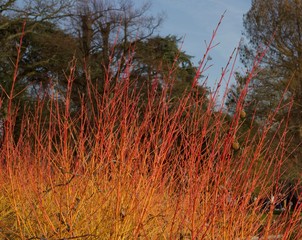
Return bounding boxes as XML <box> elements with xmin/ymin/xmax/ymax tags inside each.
<box><xmin>145</xmin><ymin>0</ymin><xmax>252</xmax><ymax>92</ymax></box>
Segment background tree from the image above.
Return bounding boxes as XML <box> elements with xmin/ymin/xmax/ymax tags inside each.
<box><xmin>68</xmin><ymin>0</ymin><xmax>163</xmax><ymax>95</ymax></box>
<box><xmin>131</xmin><ymin>35</ymin><xmax>202</xmax><ymax>100</ymax></box>
<box><xmin>14</xmin><ymin>0</ymin><xmax>74</xmax><ymax>22</ymax></box>
<box><xmin>0</xmin><ymin>0</ymin><xmax>208</xmax><ymax>144</ymax></box>
<box><xmin>0</xmin><ymin>1</ymin><xmax>77</xmax><ymax>141</ymax></box>
<box><xmin>228</xmin><ymin>0</ymin><xmax>302</xmax><ymax>178</ymax></box>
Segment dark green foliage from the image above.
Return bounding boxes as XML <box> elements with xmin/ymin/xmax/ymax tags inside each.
<box><xmin>132</xmin><ymin>35</ymin><xmax>205</xmax><ymax>100</ymax></box>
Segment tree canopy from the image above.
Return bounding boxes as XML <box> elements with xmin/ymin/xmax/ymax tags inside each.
<box><xmin>227</xmin><ymin>0</ymin><xmax>302</xmax><ymax>178</ymax></box>
<box><xmin>0</xmin><ymin>0</ymin><xmax>208</xmax><ymax>142</ymax></box>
